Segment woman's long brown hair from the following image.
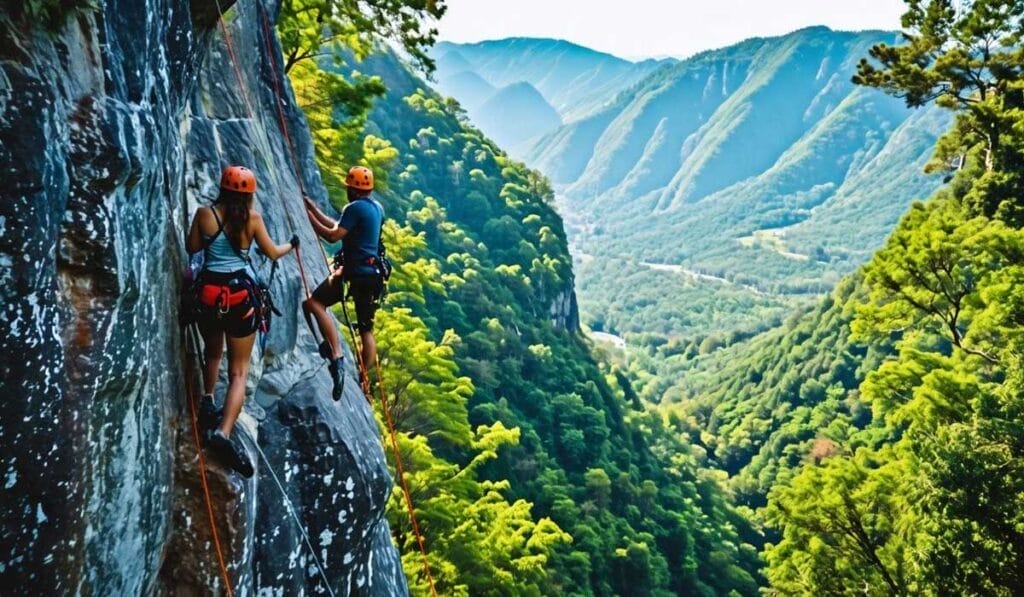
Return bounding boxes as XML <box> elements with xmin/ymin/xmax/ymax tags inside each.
<box><xmin>214</xmin><ymin>188</ymin><xmax>252</xmax><ymax>249</ymax></box>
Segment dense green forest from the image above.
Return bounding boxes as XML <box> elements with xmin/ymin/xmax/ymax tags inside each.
<box><xmin>280</xmin><ymin>0</ymin><xmax>1024</xmax><ymax>593</ymax></box>
<box><xmin>671</xmin><ymin>1</ymin><xmax>1024</xmax><ymax>592</ymax></box>
<box><xmin>279</xmin><ymin>2</ymin><xmax>762</xmax><ymax>594</ymax></box>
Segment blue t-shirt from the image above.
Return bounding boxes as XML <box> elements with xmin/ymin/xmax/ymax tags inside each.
<box><xmin>339</xmin><ymin>196</ymin><xmax>383</xmax><ymax>276</ymax></box>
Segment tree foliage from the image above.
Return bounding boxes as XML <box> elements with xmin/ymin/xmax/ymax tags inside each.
<box><xmin>763</xmin><ymin>1</ymin><xmax>1024</xmax><ymax>592</ymax></box>
<box><xmin>278</xmin><ymin>0</ymin><xmax>445</xmax><ymax>74</ymax></box>
<box><xmin>854</xmin><ymin>0</ymin><xmax>1024</xmax><ymax>221</ymax></box>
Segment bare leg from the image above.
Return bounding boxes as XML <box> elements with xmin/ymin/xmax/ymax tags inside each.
<box><xmin>218</xmin><ymin>332</ymin><xmax>256</xmax><ymax>436</ymax></box>
<box><xmin>303</xmin><ymin>297</ymin><xmax>342</xmax><ymax>359</ymax></box>
<box><xmin>360</xmin><ymin>330</ymin><xmax>377</xmax><ymax>373</ymax></box>
<box><xmin>200</xmin><ymin>325</ymin><xmax>224</xmax><ymax>396</ymax></box>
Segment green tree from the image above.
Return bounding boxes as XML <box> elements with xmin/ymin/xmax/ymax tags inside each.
<box><xmin>853</xmin><ymin>198</ymin><xmax>1020</xmax><ymax>363</ymax></box>
<box><xmin>278</xmin><ymin>0</ymin><xmax>446</xmax><ymax>74</ymax></box>
<box><xmin>853</xmin><ymin>0</ymin><xmax>1024</xmax><ymax>221</ymax></box>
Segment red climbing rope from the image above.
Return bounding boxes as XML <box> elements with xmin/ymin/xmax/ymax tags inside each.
<box><xmin>256</xmin><ymin>6</ymin><xmax>334</xmax><ymax>269</ymax></box>
<box><xmin>341</xmin><ymin>296</ymin><xmax>437</xmax><ymax>595</ymax></box>
<box><xmin>182</xmin><ymin>327</ymin><xmax>235</xmax><ymax>597</ymax></box>
<box><xmin>213</xmin><ymin>0</ymin><xmax>316</xmax><ymax>298</ymax></box>
<box><xmin>215</xmin><ymin>10</ymin><xmax>255</xmax><ymax>119</ymax></box>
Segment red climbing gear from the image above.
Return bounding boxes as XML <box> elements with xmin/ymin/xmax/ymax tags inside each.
<box><xmin>199</xmin><ymin>284</ymin><xmax>250</xmax><ymax>310</ymax></box>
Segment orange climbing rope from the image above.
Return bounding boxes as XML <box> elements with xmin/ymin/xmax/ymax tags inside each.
<box><xmin>340</xmin><ymin>297</ymin><xmax>437</xmax><ymax>595</ymax></box>
<box><xmin>374</xmin><ymin>353</ymin><xmax>439</xmax><ymax>596</ymax></box>
<box><xmin>182</xmin><ymin>326</ymin><xmax>234</xmax><ymax>597</ymax></box>
<box><xmin>256</xmin><ymin>6</ymin><xmax>334</xmax><ymax>269</ymax></box>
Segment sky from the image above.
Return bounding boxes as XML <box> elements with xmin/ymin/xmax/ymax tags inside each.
<box><xmin>435</xmin><ymin>0</ymin><xmax>908</xmax><ymax>60</ymax></box>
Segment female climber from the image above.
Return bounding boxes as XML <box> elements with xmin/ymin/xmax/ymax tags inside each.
<box><xmin>185</xmin><ymin>165</ymin><xmax>298</xmax><ymax>477</ymax></box>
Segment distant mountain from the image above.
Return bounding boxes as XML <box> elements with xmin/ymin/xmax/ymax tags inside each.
<box><xmin>432</xmin><ymin>38</ymin><xmax>668</xmax><ymax>121</ymax></box>
<box><xmin>526</xmin><ymin>27</ymin><xmax>947</xmax><ymax>293</ymax></box>
<box><xmin>434</xmin><ymin>69</ymin><xmax>495</xmax><ymax>111</ymax></box>
<box><xmin>472</xmin><ymin>81</ymin><xmax>562</xmax><ymax>149</ymax></box>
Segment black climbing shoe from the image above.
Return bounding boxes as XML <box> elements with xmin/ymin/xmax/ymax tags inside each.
<box><xmin>328</xmin><ymin>358</ymin><xmax>345</xmax><ymax>401</ymax></box>
<box><xmin>198</xmin><ymin>394</ymin><xmax>222</xmax><ymax>433</ymax></box>
<box><xmin>206</xmin><ymin>430</ymin><xmax>254</xmax><ymax>478</ymax></box>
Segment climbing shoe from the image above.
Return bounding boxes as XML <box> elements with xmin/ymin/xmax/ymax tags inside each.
<box><xmin>328</xmin><ymin>358</ymin><xmax>345</xmax><ymax>401</ymax></box>
<box><xmin>198</xmin><ymin>394</ymin><xmax>222</xmax><ymax>433</ymax></box>
<box><xmin>206</xmin><ymin>429</ymin><xmax>254</xmax><ymax>478</ymax></box>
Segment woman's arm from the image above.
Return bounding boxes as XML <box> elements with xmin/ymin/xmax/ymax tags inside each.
<box><xmin>251</xmin><ymin>213</ymin><xmax>297</xmax><ymax>260</ymax></box>
<box><xmin>185</xmin><ymin>207</ymin><xmax>207</xmax><ymax>254</ymax></box>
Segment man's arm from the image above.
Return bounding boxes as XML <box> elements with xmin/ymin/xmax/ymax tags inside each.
<box><xmin>307</xmin><ymin>208</ymin><xmax>347</xmax><ymax>243</ymax></box>
<box><xmin>304</xmin><ymin>196</ymin><xmax>337</xmax><ymax>229</ymax></box>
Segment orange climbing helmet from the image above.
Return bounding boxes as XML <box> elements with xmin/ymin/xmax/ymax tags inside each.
<box><xmin>345</xmin><ymin>166</ymin><xmax>374</xmax><ymax>191</ymax></box>
<box><xmin>220</xmin><ymin>165</ymin><xmax>257</xmax><ymax>193</ymax></box>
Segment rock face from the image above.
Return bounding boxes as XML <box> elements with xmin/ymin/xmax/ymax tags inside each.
<box><xmin>0</xmin><ymin>1</ymin><xmax>406</xmax><ymax>594</ymax></box>
<box><xmin>549</xmin><ymin>286</ymin><xmax>580</xmax><ymax>332</ymax></box>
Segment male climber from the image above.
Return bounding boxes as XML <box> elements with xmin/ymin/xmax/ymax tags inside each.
<box><xmin>303</xmin><ymin>166</ymin><xmax>387</xmax><ymax>400</ymax></box>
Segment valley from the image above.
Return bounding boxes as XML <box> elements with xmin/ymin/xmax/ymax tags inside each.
<box><xmin>424</xmin><ymin>18</ymin><xmax>1024</xmax><ymax>592</ymax></box>
<box><xmin>11</xmin><ymin>0</ymin><xmax>1021</xmax><ymax>592</ymax></box>
<box><xmin>436</xmin><ymin>28</ymin><xmax>948</xmax><ymax>365</ymax></box>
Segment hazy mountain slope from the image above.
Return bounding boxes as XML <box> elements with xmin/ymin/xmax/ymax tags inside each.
<box><xmin>434</xmin><ymin>46</ymin><xmax>474</xmax><ymax>73</ymax></box>
<box><xmin>434</xmin><ymin>69</ymin><xmax>495</xmax><ymax>111</ymax></box>
<box><xmin>472</xmin><ymin>81</ymin><xmax>562</xmax><ymax>149</ymax></box>
<box><xmin>657</xmin><ymin>29</ymin><xmax>887</xmax><ymax>208</ymax></box>
<box><xmin>433</xmin><ymin>38</ymin><xmax>667</xmax><ymax>120</ymax></box>
<box><xmin>782</xmin><ymin>105</ymin><xmax>952</xmax><ymax>260</ymax></box>
<box><xmin>521</xmin><ymin>104</ymin><xmax>624</xmax><ymax>184</ymax></box>
<box><xmin>554</xmin><ymin>39</ymin><xmax>760</xmax><ymax>199</ymax></box>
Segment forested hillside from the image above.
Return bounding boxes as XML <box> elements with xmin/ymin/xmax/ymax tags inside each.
<box><xmin>283</xmin><ymin>7</ymin><xmax>763</xmax><ymax>593</ymax></box>
<box><xmin>430</xmin><ymin>5</ymin><xmax>1024</xmax><ymax>592</ymax></box>
<box><xmin>656</xmin><ymin>2</ymin><xmax>1024</xmax><ymax>592</ymax></box>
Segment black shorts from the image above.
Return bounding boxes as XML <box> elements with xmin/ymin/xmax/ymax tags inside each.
<box><xmin>197</xmin><ymin>271</ymin><xmax>260</xmax><ymax>338</ymax></box>
<box><xmin>311</xmin><ymin>270</ymin><xmax>383</xmax><ymax>332</ymax></box>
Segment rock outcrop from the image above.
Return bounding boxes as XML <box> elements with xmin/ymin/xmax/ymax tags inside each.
<box><xmin>549</xmin><ymin>285</ymin><xmax>580</xmax><ymax>332</ymax></box>
<box><xmin>0</xmin><ymin>1</ymin><xmax>406</xmax><ymax>594</ymax></box>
